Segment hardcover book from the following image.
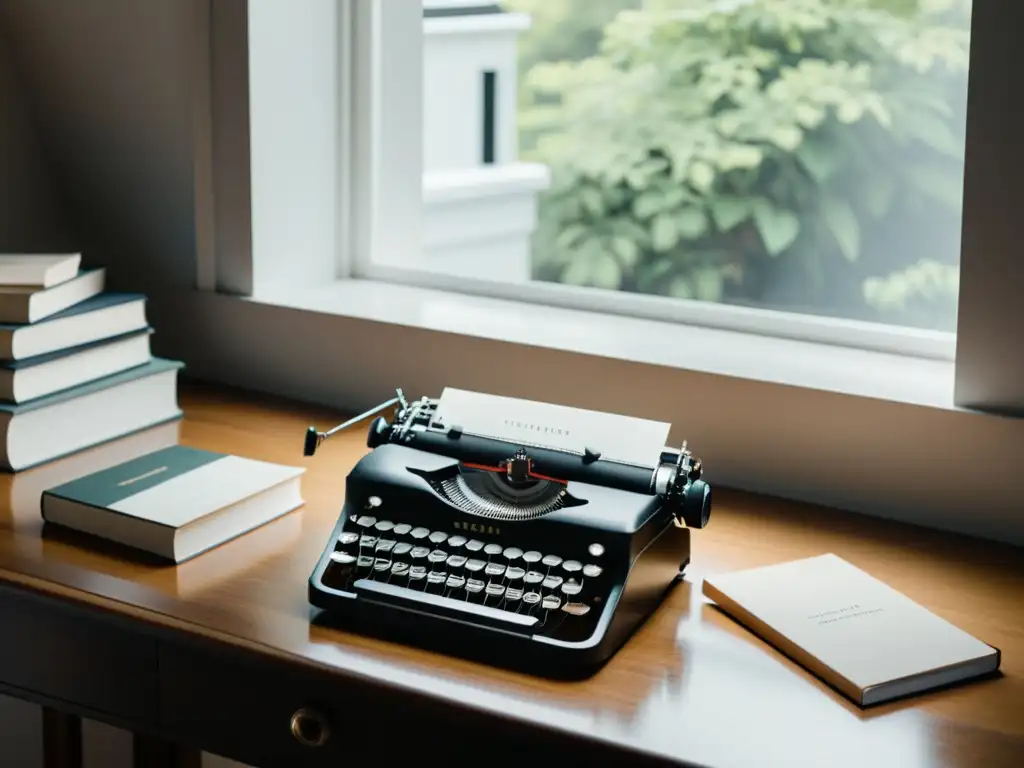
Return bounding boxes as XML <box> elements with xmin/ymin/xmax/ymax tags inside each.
<box><xmin>702</xmin><ymin>553</ymin><xmax>1001</xmax><ymax>706</ymax></box>
<box><xmin>41</xmin><ymin>445</ymin><xmax>306</xmax><ymax>563</ymax></box>
<box><xmin>0</xmin><ymin>292</ymin><xmax>148</xmax><ymax>360</ymax></box>
<box><xmin>0</xmin><ymin>267</ymin><xmax>105</xmax><ymax>323</ymax></box>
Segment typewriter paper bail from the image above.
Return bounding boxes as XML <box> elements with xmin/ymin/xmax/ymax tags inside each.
<box><xmin>433</xmin><ymin>388</ymin><xmax>671</xmax><ymax>468</ymax></box>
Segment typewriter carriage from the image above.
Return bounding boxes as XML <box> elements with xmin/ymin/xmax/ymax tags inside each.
<box><xmin>304</xmin><ymin>390</ymin><xmax>710</xmax><ymax>530</ymax></box>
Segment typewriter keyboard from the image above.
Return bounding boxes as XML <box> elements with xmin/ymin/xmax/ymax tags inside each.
<box><xmin>321</xmin><ymin>513</ymin><xmax>609</xmax><ymax>638</ymax></box>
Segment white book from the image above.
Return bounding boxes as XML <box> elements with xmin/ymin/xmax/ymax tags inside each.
<box><xmin>702</xmin><ymin>553</ymin><xmax>1001</xmax><ymax>706</ymax></box>
<box><xmin>0</xmin><ymin>329</ymin><xmax>152</xmax><ymax>403</ymax></box>
<box><xmin>0</xmin><ymin>292</ymin><xmax>148</xmax><ymax>361</ymax></box>
<box><xmin>41</xmin><ymin>445</ymin><xmax>306</xmax><ymax>563</ymax></box>
<box><xmin>0</xmin><ymin>267</ymin><xmax>105</xmax><ymax>324</ymax></box>
<box><xmin>0</xmin><ymin>358</ymin><xmax>184</xmax><ymax>471</ymax></box>
<box><xmin>0</xmin><ymin>253</ymin><xmax>81</xmax><ymax>287</ymax></box>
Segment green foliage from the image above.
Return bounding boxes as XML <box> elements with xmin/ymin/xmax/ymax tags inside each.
<box><xmin>863</xmin><ymin>258</ymin><xmax>959</xmax><ymax>326</ymax></box>
<box><xmin>521</xmin><ymin>0</ymin><xmax>971</xmax><ymax>328</ymax></box>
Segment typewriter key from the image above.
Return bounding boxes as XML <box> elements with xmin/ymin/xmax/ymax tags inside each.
<box><xmin>523</xmin><ymin>592</ymin><xmax>542</xmax><ymax>605</ymax></box>
<box><xmin>330</xmin><ymin>552</ymin><xmax>357</xmax><ymax>564</ymax></box>
<box><xmin>541</xmin><ymin>554</ymin><xmax>562</xmax><ymax>567</ymax></box>
<box><xmin>376</xmin><ymin>539</ymin><xmax>396</xmax><ymax>553</ymax></box>
<box><xmin>446</xmin><ymin>555</ymin><xmax>468</xmax><ymax>569</ymax></box>
<box><xmin>409</xmin><ymin>566</ymin><xmax>427</xmax><ymax>580</ymax></box>
<box><xmin>359</xmin><ymin>535</ymin><xmax>378</xmax><ymax>548</ymax></box>
<box><xmin>561</xmin><ymin>580</ymin><xmax>583</xmax><ymax>596</ymax></box>
<box><xmin>410</xmin><ymin>546</ymin><xmax>430</xmax><ymax>559</ymax></box>
<box><xmin>502</xmin><ymin>547</ymin><xmax>523</xmax><ymax>560</ymax></box>
<box><xmin>338</xmin><ymin>532</ymin><xmax>360</xmax><ymax>545</ymax></box>
<box><xmin>484</xmin><ymin>543</ymin><xmax>503</xmax><ymax>556</ymax></box>
<box><xmin>465</xmin><ymin>540</ymin><xmax>485</xmax><ymax>552</ymax></box>
<box><xmin>485</xmin><ymin>563</ymin><xmax>506</xmax><ymax>577</ymax></box>
<box><xmin>588</xmin><ymin>543</ymin><xmax>605</xmax><ymax>557</ymax></box>
<box><xmin>562</xmin><ymin>560</ymin><xmax>583</xmax><ymax>573</ymax></box>
<box><xmin>542</xmin><ymin>575</ymin><xmax>563</xmax><ymax>590</ymax></box>
<box><xmin>374</xmin><ymin>520</ymin><xmax>395</xmax><ymax>532</ymax></box>
<box><xmin>357</xmin><ymin>556</ymin><xmax>374</xmax><ymax>569</ymax></box>
<box><xmin>464</xmin><ymin>559</ymin><xmax>486</xmax><ymax>572</ymax></box>
<box><xmin>541</xmin><ymin>596</ymin><xmax>562</xmax><ymax>610</ymax></box>
<box><xmin>505</xmin><ymin>567</ymin><xmax>526</xmax><ymax>581</ymax></box>
<box><xmin>561</xmin><ymin>603</ymin><xmax>590</xmax><ymax>616</ymax></box>
<box><xmin>356</xmin><ymin>516</ymin><xmax>376</xmax><ymax>528</ymax></box>
<box><xmin>373</xmin><ymin>558</ymin><xmax>391</xmax><ymax>571</ymax></box>
<box><xmin>447</xmin><ymin>535</ymin><xmax>467</xmax><ymax>548</ymax></box>
<box><xmin>393</xmin><ymin>542</ymin><xmax>413</xmax><ymax>556</ymax></box>
<box><xmin>429</xmin><ymin>531</ymin><xmax>448</xmax><ymax>544</ymax></box>
<box><xmin>393</xmin><ymin>523</ymin><xmax>412</xmax><ymax>536</ymax></box>
<box><xmin>427</xmin><ymin>550</ymin><xmax>448</xmax><ymax>564</ymax></box>
<box><xmin>524</xmin><ymin>571</ymin><xmax>544</xmax><ymax>585</ymax></box>
<box><xmin>582</xmin><ymin>564</ymin><xmax>602</xmax><ymax>578</ymax></box>
<box><xmin>391</xmin><ymin>562</ymin><xmax>410</xmax><ymax>575</ymax></box>
<box><xmin>485</xmin><ymin>583</ymin><xmax>506</xmax><ymax>597</ymax></box>
<box><xmin>522</xmin><ymin>551</ymin><xmax>542</xmax><ymax>564</ymax></box>
<box><xmin>445</xmin><ymin>575</ymin><xmax>466</xmax><ymax>590</ymax></box>
<box><xmin>410</xmin><ymin>527</ymin><xmax>430</xmax><ymax>539</ymax></box>
<box><xmin>465</xmin><ymin>579</ymin><xmax>485</xmax><ymax>593</ymax></box>
<box><xmin>427</xmin><ymin>571</ymin><xmax>446</xmax><ymax>584</ymax></box>
<box><xmin>505</xmin><ymin>588</ymin><xmax>523</xmax><ymax>601</ymax></box>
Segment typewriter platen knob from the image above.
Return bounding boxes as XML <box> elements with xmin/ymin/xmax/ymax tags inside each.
<box><xmin>681</xmin><ymin>479</ymin><xmax>711</xmax><ymax>529</ymax></box>
<box><xmin>366</xmin><ymin>416</ymin><xmax>391</xmax><ymax>448</ymax></box>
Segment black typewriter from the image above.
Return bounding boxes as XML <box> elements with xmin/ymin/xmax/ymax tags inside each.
<box><xmin>304</xmin><ymin>387</ymin><xmax>711</xmax><ymax>677</ymax></box>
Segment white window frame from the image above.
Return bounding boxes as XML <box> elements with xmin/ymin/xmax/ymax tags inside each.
<box><xmin>172</xmin><ymin>0</ymin><xmax>1024</xmax><ymax>546</ymax></box>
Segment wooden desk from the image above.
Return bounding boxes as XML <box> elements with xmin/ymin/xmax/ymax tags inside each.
<box><xmin>0</xmin><ymin>382</ymin><xmax>1021</xmax><ymax>768</ymax></box>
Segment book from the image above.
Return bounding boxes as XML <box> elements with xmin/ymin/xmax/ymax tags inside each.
<box><xmin>0</xmin><ymin>329</ymin><xmax>152</xmax><ymax>404</ymax></box>
<box><xmin>41</xmin><ymin>445</ymin><xmax>306</xmax><ymax>563</ymax></box>
<box><xmin>0</xmin><ymin>254</ymin><xmax>81</xmax><ymax>287</ymax></box>
<box><xmin>8</xmin><ymin>420</ymin><xmax>181</xmax><ymax>517</ymax></box>
<box><xmin>0</xmin><ymin>267</ymin><xmax>105</xmax><ymax>324</ymax></box>
<box><xmin>702</xmin><ymin>553</ymin><xmax>1001</xmax><ymax>706</ymax></box>
<box><xmin>0</xmin><ymin>293</ymin><xmax>148</xmax><ymax>361</ymax></box>
<box><xmin>0</xmin><ymin>357</ymin><xmax>184</xmax><ymax>472</ymax></box>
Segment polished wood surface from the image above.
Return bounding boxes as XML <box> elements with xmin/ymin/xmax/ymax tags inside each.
<box><xmin>2</xmin><ymin>381</ymin><xmax>1022</xmax><ymax>767</ymax></box>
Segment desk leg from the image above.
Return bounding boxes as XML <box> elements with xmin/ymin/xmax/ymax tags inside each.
<box><xmin>132</xmin><ymin>734</ymin><xmax>202</xmax><ymax>768</ymax></box>
<box><xmin>42</xmin><ymin>707</ymin><xmax>82</xmax><ymax>768</ymax></box>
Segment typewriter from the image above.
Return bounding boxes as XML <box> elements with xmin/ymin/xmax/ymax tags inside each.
<box><xmin>304</xmin><ymin>387</ymin><xmax>711</xmax><ymax>676</ymax></box>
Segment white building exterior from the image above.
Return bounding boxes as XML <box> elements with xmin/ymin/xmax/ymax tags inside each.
<box><xmin>422</xmin><ymin>0</ymin><xmax>550</xmax><ymax>282</ymax></box>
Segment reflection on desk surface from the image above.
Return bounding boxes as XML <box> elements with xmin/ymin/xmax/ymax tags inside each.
<box><xmin>0</xmin><ymin>382</ymin><xmax>1021</xmax><ymax>768</ymax></box>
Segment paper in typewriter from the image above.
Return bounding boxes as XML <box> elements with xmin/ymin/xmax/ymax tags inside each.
<box><xmin>434</xmin><ymin>388</ymin><xmax>671</xmax><ymax>467</ymax></box>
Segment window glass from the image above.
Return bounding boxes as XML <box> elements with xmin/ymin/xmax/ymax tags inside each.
<box><xmin>421</xmin><ymin>0</ymin><xmax>971</xmax><ymax>332</ymax></box>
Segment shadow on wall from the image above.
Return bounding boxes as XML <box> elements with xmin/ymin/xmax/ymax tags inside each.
<box><xmin>0</xmin><ymin>0</ymin><xmax>201</xmax><ymax>294</ymax></box>
<box><xmin>0</xmin><ymin>19</ymin><xmax>75</xmax><ymax>252</ymax></box>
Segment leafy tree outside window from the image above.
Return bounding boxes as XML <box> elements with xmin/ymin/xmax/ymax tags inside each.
<box><xmin>504</xmin><ymin>0</ymin><xmax>971</xmax><ymax>331</ymax></box>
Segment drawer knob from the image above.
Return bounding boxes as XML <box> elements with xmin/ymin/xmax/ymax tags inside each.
<box><xmin>290</xmin><ymin>707</ymin><xmax>330</xmax><ymax>747</ymax></box>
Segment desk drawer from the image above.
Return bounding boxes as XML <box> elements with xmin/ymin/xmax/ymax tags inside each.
<box><xmin>0</xmin><ymin>585</ymin><xmax>158</xmax><ymax>724</ymax></box>
<box><xmin>159</xmin><ymin>640</ymin><xmax>641</xmax><ymax>768</ymax></box>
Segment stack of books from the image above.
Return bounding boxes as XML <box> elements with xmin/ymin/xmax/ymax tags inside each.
<box><xmin>0</xmin><ymin>253</ymin><xmax>184</xmax><ymax>472</ymax></box>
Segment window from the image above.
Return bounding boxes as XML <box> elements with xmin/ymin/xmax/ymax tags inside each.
<box><xmin>358</xmin><ymin>0</ymin><xmax>972</xmax><ymax>352</ymax></box>
<box><xmin>190</xmin><ymin>0</ymin><xmax>1022</xmax><ymax>544</ymax></box>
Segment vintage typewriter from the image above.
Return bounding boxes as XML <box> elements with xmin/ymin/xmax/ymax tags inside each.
<box><xmin>304</xmin><ymin>387</ymin><xmax>711</xmax><ymax>676</ymax></box>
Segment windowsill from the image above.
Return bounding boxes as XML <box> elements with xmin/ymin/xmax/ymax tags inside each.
<box><xmin>249</xmin><ymin>278</ymin><xmax>957</xmax><ymax>413</ymax></box>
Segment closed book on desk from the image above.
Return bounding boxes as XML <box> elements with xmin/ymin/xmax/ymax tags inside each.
<box><xmin>0</xmin><ymin>267</ymin><xmax>105</xmax><ymax>323</ymax></box>
<box><xmin>41</xmin><ymin>445</ymin><xmax>305</xmax><ymax>563</ymax></box>
<box><xmin>0</xmin><ymin>292</ymin><xmax>148</xmax><ymax>361</ymax></box>
<box><xmin>0</xmin><ymin>328</ymin><xmax>152</xmax><ymax>403</ymax></box>
<box><xmin>0</xmin><ymin>357</ymin><xmax>183</xmax><ymax>471</ymax></box>
<box><xmin>702</xmin><ymin>553</ymin><xmax>1001</xmax><ymax>706</ymax></box>
<box><xmin>0</xmin><ymin>253</ymin><xmax>81</xmax><ymax>287</ymax></box>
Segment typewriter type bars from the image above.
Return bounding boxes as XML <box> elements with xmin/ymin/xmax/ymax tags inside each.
<box><xmin>322</xmin><ymin>507</ymin><xmax>602</xmax><ymax>629</ymax></box>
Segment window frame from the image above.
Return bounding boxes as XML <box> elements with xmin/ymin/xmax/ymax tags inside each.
<box><xmin>179</xmin><ymin>0</ymin><xmax>1024</xmax><ymax>546</ymax></box>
